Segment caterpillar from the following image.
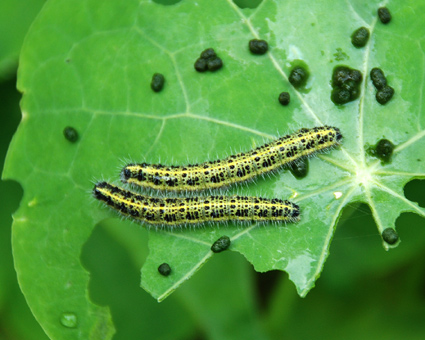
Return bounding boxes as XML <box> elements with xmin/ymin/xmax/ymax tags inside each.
<box><xmin>93</xmin><ymin>182</ymin><xmax>300</xmax><ymax>227</ymax></box>
<box><xmin>121</xmin><ymin>125</ymin><xmax>342</xmax><ymax>192</ymax></box>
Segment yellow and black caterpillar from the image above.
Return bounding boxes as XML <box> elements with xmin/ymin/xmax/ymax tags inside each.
<box><xmin>93</xmin><ymin>182</ymin><xmax>300</xmax><ymax>227</ymax></box>
<box><xmin>121</xmin><ymin>126</ymin><xmax>342</xmax><ymax>192</ymax></box>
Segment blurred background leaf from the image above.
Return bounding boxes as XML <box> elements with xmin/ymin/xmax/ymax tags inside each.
<box><xmin>0</xmin><ymin>0</ymin><xmax>45</xmax><ymax>80</ymax></box>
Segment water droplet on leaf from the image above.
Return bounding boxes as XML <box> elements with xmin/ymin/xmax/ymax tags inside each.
<box><xmin>60</xmin><ymin>312</ymin><xmax>78</xmax><ymax>328</ymax></box>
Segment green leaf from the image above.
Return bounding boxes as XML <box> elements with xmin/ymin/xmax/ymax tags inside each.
<box><xmin>0</xmin><ymin>77</ymin><xmax>49</xmax><ymax>340</ymax></box>
<box><xmin>3</xmin><ymin>0</ymin><xmax>425</xmax><ymax>337</ymax></box>
<box><xmin>0</xmin><ymin>0</ymin><xmax>45</xmax><ymax>78</ymax></box>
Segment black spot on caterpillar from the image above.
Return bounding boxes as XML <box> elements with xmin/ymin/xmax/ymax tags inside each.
<box><xmin>121</xmin><ymin>126</ymin><xmax>343</xmax><ymax>192</ymax></box>
<box><xmin>93</xmin><ymin>182</ymin><xmax>300</xmax><ymax>227</ymax></box>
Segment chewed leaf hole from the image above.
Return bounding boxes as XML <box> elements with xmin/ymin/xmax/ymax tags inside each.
<box><xmin>255</xmin><ymin>270</ymin><xmax>283</xmax><ymax>310</ymax></box>
<box><xmin>394</xmin><ymin>212</ymin><xmax>425</xmax><ymax>250</ymax></box>
<box><xmin>81</xmin><ymin>221</ymin><xmax>193</xmax><ymax>334</ymax></box>
<box><xmin>404</xmin><ymin>179</ymin><xmax>425</xmax><ymax>208</ymax></box>
<box><xmin>152</xmin><ymin>0</ymin><xmax>182</xmax><ymax>6</ymax></box>
<box><xmin>233</xmin><ymin>0</ymin><xmax>263</xmax><ymax>9</ymax></box>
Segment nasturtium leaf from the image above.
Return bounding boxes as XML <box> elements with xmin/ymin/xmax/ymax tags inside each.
<box><xmin>3</xmin><ymin>0</ymin><xmax>425</xmax><ymax>338</ymax></box>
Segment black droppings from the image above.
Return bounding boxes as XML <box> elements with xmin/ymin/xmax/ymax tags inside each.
<box><xmin>151</xmin><ymin>73</ymin><xmax>165</xmax><ymax>92</ymax></box>
<box><xmin>331</xmin><ymin>88</ymin><xmax>351</xmax><ymax>104</ymax></box>
<box><xmin>289</xmin><ymin>66</ymin><xmax>309</xmax><ymax>88</ymax></box>
<box><xmin>194</xmin><ymin>58</ymin><xmax>207</xmax><ymax>72</ymax></box>
<box><xmin>350</xmin><ymin>70</ymin><xmax>362</xmax><ymax>83</ymax></box>
<box><xmin>368</xmin><ymin>139</ymin><xmax>395</xmax><ymax>163</ymax></box>
<box><xmin>201</xmin><ymin>48</ymin><xmax>217</xmax><ymax>60</ymax></box>
<box><xmin>278</xmin><ymin>92</ymin><xmax>290</xmax><ymax>106</ymax></box>
<box><xmin>375</xmin><ymin>139</ymin><xmax>395</xmax><ymax>162</ymax></box>
<box><xmin>376</xmin><ymin>85</ymin><xmax>394</xmax><ymax>105</ymax></box>
<box><xmin>249</xmin><ymin>39</ymin><xmax>268</xmax><ymax>55</ymax></box>
<box><xmin>370</xmin><ymin>67</ymin><xmax>394</xmax><ymax>104</ymax></box>
<box><xmin>194</xmin><ymin>48</ymin><xmax>223</xmax><ymax>72</ymax></box>
<box><xmin>63</xmin><ymin>126</ymin><xmax>78</xmax><ymax>143</ymax></box>
<box><xmin>378</xmin><ymin>7</ymin><xmax>392</xmax><ymax>24</ymax></box>
<box><xmin>211</xmin><ymin>236</ymin><xmax>231</xmax><ymax>253</ymax></box>
<box><xmin>158</xmin><ymin>263</ymin><xmax>172</xmax><ymax>276</ymax></box>
<box><xmin>290</xmin><ymin>158</ymin><xmax>309</xmax><ymax>179</ymax></box>
<box><xmin>331</xmin><ymin>66</ymin><xmax>362</xmax><ymax>105</ymax></box>
<box><xmin>332</xmin><ymin>67</ymin><xmax>350</xmax><ymax>87</ymax></box>
<box><xmin>351</xmin><ymin>27</ymin><xmax>370</xmax><ymax>48</ymax></box>
<box><xmin>382</xmin><ymin>228</ymin><xmax>398</xmax><ymax>245</ymax></box>
<box><xmin>370</xmin><ymin>68</ymin><xmax>387</xmax><ymax>89</ymax></box>
<box><xmin>207</xmin><ymin>57</ymin><xmax>223</xmax><ymax>71</ymax></box>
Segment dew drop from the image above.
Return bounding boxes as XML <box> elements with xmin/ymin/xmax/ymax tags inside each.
<box><xmin>60</xmin><ymin>312</ymin><xmax>78</xmax><ymax>328</ymax></box>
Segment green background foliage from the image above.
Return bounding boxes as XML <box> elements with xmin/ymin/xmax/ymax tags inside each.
<box><xmin>1</xmin><ymin>0</ymin><xmax>425</xmax><ymax>339</ymax></box>
<box><xmin>0</xmin><ymin>0</ymin><xmax>45</xmax><ymax>80</ymax></box>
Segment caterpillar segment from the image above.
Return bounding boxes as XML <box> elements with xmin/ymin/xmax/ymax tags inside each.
<box><xmin>121</xmin><ymin>126</ymin><xmax>342</xmax><ymax>192</ymax></box>
<box><xmin>93</xmin><ymin>182</ymin><xmax>300</xmax><ymax>227</ymax></box>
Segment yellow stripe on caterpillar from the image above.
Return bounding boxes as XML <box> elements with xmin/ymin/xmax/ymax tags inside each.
<box><xmin>93</xmin><ymin>182</ymin><xmax>300</xmax><ymax>227</ymax></box>
<box><xmin>121</xmin><ymin>125</ymin><xmax>342</xmax><ymax>192</ymax></box>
